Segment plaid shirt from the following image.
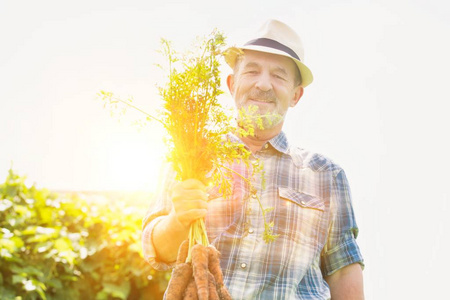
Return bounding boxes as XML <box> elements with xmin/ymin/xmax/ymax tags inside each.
<box><xmin>142</xmin><ymin>131</ymin><xmax>364</xmax><ymax>299</ymax></box>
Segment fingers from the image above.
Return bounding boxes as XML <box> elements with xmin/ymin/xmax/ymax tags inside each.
<box><xmin>173</xmin><ymin>188</ymin><xmax>208</xmax><ymax>202</ymax></box>
<box><xmin>180</xmin><ymin>178</ymin><xmax>207</xmax><ymax>191</ymax></box>
<box><xmin>171</xmin><ymin>179</ymin><xmax>209</xmax><ymax>228</ymax></box>
<box><xmin>173</xmin><ymin>199</ymin><xmax>208</xmax><ymax>212</ymax></box>
<box><xmin>172</xmin><ymin>179</ymin><xmax>208</xmax><ymax>201</ymax></box>
<box><xmin>176</xmin><ymin>209</ymin><xmax>208</xmax><ymax>227</ymax></box>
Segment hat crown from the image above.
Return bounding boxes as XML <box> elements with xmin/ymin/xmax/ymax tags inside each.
<box><xmin>252</xmin><ymin>19</ymin><xmax>305</xmax><ymax>62</ymax></box>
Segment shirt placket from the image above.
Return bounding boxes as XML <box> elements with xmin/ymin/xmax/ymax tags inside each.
<box><xmin>234</xmin><ymin>150</ymin><xmax>267</xmax><ymax>294</ymax></box>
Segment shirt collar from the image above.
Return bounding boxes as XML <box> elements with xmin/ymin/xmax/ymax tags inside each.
<box><xmin>268</xmin><ymin>131</ymin><xmax>289</xmax><ymax>154</ymax></box>
<box><xmin>226</xmin><ymin>131</ymin><xmax>290</xmax><ymax>154</ymax></box>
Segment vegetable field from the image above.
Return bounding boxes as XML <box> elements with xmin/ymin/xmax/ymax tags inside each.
<box><xmin>0</xmin><ymin>169</ymin><xmax>170</xmax><ymax>300</ymax></box>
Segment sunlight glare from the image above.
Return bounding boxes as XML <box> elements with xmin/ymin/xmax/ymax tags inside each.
<box><xmin>102</xmin><ymin>130</ymin><xmax>167</xmax><ymax>192</ymax></box>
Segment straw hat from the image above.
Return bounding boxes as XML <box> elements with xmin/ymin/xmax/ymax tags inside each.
<box><xmin>223</xmin><ymin>19</ymin><xmax>313</xmax><ymax>87</ymax></box>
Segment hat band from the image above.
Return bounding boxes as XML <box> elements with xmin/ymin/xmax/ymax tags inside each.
<box><xmin>244</xmin><ymin>38</ymin><xmax>301</xmax><ymax>61</ymax></box>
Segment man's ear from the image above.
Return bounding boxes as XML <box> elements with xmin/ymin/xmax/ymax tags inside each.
<box><xmin>290</xmin><ymin>86</ymin><xmax>304</xmax><ymax>107</ymax></box>
<box><xmin>226</xmin><ymin>74</ymin><xmax>235</xmax><ymax>96</ymax></box>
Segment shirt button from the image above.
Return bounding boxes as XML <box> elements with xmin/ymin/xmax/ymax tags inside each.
<box><xmin>300</xmin><ymin>201</ymin><xmax>306</xmax><ymax>206</ymax></box>
<box><xmin>251</xmin><ymin>194</ymin><xmax>257</xmax><ymax>199</ymax></box>
<box><xmin>240</xmin><ymin>263</ymin><xmax>247</xmax><ymax>269</ymax></box>
<box><xmin>248</xmin><ymin>228</ymin><xmax>254</xmax><ymax>234</ymax></box>
<box><xmin>264</xmin><ymin>144</ymin><xmax>269</xmax><ymax>149</ymax></box>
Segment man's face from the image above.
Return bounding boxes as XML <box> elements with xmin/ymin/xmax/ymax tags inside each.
<box><xmin>227</xmin><ymin>50</ymin><xmax>303</xmax><ymax>129</ymax></box>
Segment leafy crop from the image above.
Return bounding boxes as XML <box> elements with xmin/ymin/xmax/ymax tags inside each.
<box><xmin>99</xmin><ymin>30</ymin><xmax>279</xmax><ymax>246</ymax></box>
<box><xmin>0</xmin><ymin>169</ymin><xmax>169</xmax><ymax>299</ymax></box>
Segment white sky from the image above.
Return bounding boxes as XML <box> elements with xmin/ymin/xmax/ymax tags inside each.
<box><xmin>1</xmin><ymin>0</ymin><xmax>449</xmax><ymax>298</ymax></box>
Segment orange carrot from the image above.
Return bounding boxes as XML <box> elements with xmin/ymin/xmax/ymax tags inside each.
<box><xmin>217</xmin><ymin>285</ymin><xmax>232</xmax><ymax>300</ymax></box>
<box><xmin>207</xmin><ymin>246</ymin><xmax>224</xmax><ymax>287</ymax></box>
<box><xmin>207</xmin><ymin>245</ymin><xmax>232</xmax><ymax>299</ymax></box>
<box><xmin>208</xmin><ymin>271</ymin><xmax>220</xmax><ymax>300</ymax></box>
<box><xmin>177</xmin><ymin>239</ymin><xmax>190</xmax><ymax>265</ymax></box>
<box><xmin>191</xmin><ymin>244</ymin><xmax>209</xmax><ymax>300</ymax></box>
<box><xmin>183</xmin><ymin>277</ymin><xmax>198</xmax><ymax>300</ymax></box>
<box><xmin>166</xmin><ymin>263</ymin><xmax>193</xmax><ymax>300</ymax></box>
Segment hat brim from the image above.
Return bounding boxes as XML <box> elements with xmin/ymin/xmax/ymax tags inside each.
<box><xmin>223</xmin><ymin>45</ymin><xmax>313</xmax><ymax>88</ymax></box>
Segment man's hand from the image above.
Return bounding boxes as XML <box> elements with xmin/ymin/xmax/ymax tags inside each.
<box><xmin>325</xmin><ymin>263</ymin><xmax>364</xmax><ymax>300</ymax></box>
<box><xmin>170</xmin><ymin>179</ymin><xmax>209</xmax><ymax>228</ymax></box>
<box><xmin>152</xmin><ymin>179</ymin><xmax>209</xmax><ymax>263</ymax></box>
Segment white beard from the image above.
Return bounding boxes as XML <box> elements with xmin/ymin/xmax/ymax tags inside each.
<box><xmin>237</xmin><ymin>104</ymin><xmax>285</xmax><ymax>131</ymax></box>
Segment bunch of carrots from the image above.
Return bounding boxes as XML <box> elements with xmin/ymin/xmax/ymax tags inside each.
<box><xmin>100</xmin><ymin>30</ymin><xmax>278</xmax><ymax>299</ymax></box>
<box><xmin>160</xmin><ymin>31</ymin><xmax>235</xmax><ymax>299</ymax></box>
<box><xmin>166</xmin><ymin>240</ymin><xmax>231</xmax><ymax>300</ymax></box>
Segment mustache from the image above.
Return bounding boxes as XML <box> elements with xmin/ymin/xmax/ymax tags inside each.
<box><xmin>247</xmin><ymin>89</ymin><xmax>276</xmax><ymax>102</ymax></box>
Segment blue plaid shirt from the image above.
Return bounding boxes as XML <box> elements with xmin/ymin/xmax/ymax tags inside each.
<box><xmin>142</xmin><ymin>131</ymin><xmax>364</xmax><ymax>299</ymax></box>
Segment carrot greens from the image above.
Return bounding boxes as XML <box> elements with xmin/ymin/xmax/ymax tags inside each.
<box><xmin>99</xmin><ymin>31</ymin><xmax>279</xmax><ymax>249</ymax></box>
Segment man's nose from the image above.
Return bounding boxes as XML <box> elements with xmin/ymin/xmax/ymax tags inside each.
<box><xmin>254</xmin><ymin>72</ymin><xmax>272</xmax><ymax>92</ymax></box>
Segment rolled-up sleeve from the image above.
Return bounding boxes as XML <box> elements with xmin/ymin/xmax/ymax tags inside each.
<box><xmin>321</xmin><ymin>169</ymin><xmax>364</xmax><ymax>276</ymax></box>
<box><xmin>141</xmin><ymin>163</ymin><xmax>177</xmax><ymax>271</ymax></box>
<box><xmin>142</xmin><ymin>216</ymin><xmax>176</xmax><ymax>271</ymax></box>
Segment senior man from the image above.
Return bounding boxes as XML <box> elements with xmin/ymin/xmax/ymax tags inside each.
<box><xmin>143</xmin><ymin>19</ymin><xmax>364</xmax><ymax>299</ymax></box>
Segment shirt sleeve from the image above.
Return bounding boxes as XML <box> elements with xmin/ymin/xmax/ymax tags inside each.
<box><xmin>141</xmin><ymin>163</ymin><xmax>178</xmax><ymax>271</ymax></box>
<box><xmin>321</xmin><ymin>169</ymin><xmax>364</xmax><ymax>276</ymax></box>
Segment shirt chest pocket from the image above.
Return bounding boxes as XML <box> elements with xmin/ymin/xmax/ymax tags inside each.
<box><xmin>275</xmin><ymin>187</ymin><xmax>325</xmax><ymax>245</ymax></box>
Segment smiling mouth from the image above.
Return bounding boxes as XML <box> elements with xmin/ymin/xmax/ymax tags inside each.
<box><xmin>249</xmin><ymin>98</ymin><xmax>274</xmax><ymax>103</ymax></box>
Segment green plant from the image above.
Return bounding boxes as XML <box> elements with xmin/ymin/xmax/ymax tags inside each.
<box><xmin>99</xmin><ymin>30</ymin><xmax>278</xmax><ymax>246</ymax></box>
<box><xmin>0</xmin><ymin>169</ymin><xmax>169</xmax><ymax>299</ymax></box>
